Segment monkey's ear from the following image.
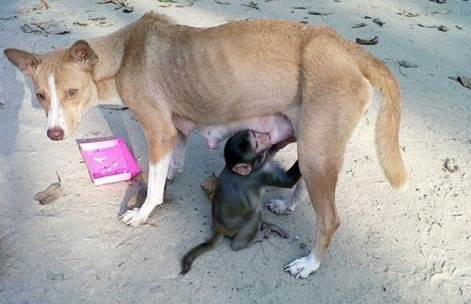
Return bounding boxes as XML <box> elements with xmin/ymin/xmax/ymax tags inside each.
<box><xmin>232</xmin><ymin>163</ymin><xmax>252</xmax><ymax>176</ymax></box>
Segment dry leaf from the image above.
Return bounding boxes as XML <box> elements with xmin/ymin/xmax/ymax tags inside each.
<box><xmin>449</xmin><ymin>76</ymin><xmax>471</xmax><ymax>90</ymax></box>
<box><xmin>355</xmin><ymin>36</ymin><xmax>379</xmax><ymax>45</ymax></box>
<box><xmin>438</xmin><ymin>25</ymin><xmax>449</xmax><ymax>32</ymax></box>
<box><xmin>99</xmin><ymin>0</ymin><xmax>133</xmax><ymax>13</ymax></box>
<box><xmin>21</xmin><ymin>21</ymin><xmax>71</xmax><ymax>35</ymax></box>
<box><xmin>352</xmin><ymin>22</ymin><xmax>367</xmax><ymax>28</ymax></box>
<box><xmin>418</xmin><ymin>23</ymin><xmax>449</xmax><ymax>31</ymax></box>
<box><xmin>307</xmin><ymin>11</ymin><xmax>334</xmax><ymax>16</ymax></box>
<box><xmin>398</xmin><ymin>60</ymin><xmax>418</xmax><ymax>68</ymax></box>
<box><xmin>398</xmin><ymin>10</ymin><xmax>420</xmax><ymax>17</ymax></box>
<box><xmin>398</xmin><ymin>60</ymin><xmax>418</xmax><ymax>76</ymax></box>
<box><xmin>372</xmin><ymin>18</ymin><xmax>385</xmax><ymax>26</ymax></box>
<box><xmin>242</xmin><ymin>1</ymin><xmax>259</xmax><ymax>9</ymax></box>
<box><xmin>33</xmin><ymin>173</ymin><xmax>63</xmax><ymax>205</ymax></box>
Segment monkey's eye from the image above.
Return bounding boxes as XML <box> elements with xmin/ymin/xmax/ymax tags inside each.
<box><xmin>66</xmin><ymin>88</ymin><xmax>79</xmax><ymax>99</ymax></box>
<box><xmin>36</xmin><ymin>92</ymin><xmax>46</xmax><ymax>101</ymax></box>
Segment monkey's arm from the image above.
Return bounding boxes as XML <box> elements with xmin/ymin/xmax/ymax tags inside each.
<box><xmin>262</xmin><ymin>160</ymin><xmax>301</xmax><ymax>188</ymax></box>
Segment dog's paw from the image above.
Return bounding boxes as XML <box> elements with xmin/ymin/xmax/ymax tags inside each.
<box><xmin>284</xmin><ymin>253</ymin><xmax>320</xmax><ymax>279</ymax></box>
<box><xmin>266</xmin><ymin>199</ymin><xmax>293</xmax><ymax>215</ymax></box>
<box><xmin>119</xmin><ymin>208</ymin><xmax>148</xmax><ymax>226</ymax></box>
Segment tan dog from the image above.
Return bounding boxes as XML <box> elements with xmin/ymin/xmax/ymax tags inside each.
<box><xmin>4</xmin><ymin>13</ymin><xmax>407</xmax><ymax>278</ymax></box>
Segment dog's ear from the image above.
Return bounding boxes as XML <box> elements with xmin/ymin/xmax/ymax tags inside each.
<box><xmin>4</xmin><ymin>48</ymin><xmax>40</xmax><ymax>77</ymax></box>
<box><xmin>67</xmin><ymin>40</ymin><xmax>98</xmax><ymax>70</ymax></box>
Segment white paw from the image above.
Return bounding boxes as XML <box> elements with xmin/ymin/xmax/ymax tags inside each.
<box><xmin>266</xmin><ymin>199</ymin><xmax>293</xmax><ymax>215</ymax></box>
<box><xmin>119</xmin><ymin>208</ymin><xmax>148</xmax><ymax>226</ymax></box>
<box><xmin>284</xmin><ymin>253</ymin><xmax>320</xmax><ymax>279</ymax></box>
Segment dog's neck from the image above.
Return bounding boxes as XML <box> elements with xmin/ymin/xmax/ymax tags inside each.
<box><xmin>88</xmin><ymin>26</ymin><xmax>131</xmax><ymax>105</ymax></box>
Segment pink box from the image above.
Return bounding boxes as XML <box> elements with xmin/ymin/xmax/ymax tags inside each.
<box><xmin>77</xmin><ymin>137</ymin><xmax>141</xmax><ymax>186</ymax></box>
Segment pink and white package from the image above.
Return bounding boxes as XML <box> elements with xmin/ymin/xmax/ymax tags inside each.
<box><xmin>77</xmin><ymin>137</ymin><xmax>141</xmax><ymax>186</ymax></box>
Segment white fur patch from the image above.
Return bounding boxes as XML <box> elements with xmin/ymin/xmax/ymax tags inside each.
<box><xmin>120</xmin><ymin>150</ymin><xmax>173</xmax><ymax>226</ymax></box>
<box><xmin>284</xmin><ymin>252</ymin><xmax>321</xmax><ymax>279</ymax></box>
<box><xmin>47</xmin><ymin>73</ymin><xmax>67</xmax><ymax>135</ymax></box>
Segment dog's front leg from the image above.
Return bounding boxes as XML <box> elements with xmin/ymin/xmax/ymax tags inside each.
<box><xmin>120</xmin><ymin>118</ymin><xmax>176</xmax><ymax>226</ymax></box>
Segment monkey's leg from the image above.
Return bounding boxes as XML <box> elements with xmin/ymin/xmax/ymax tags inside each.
<box><xmin>259</xmin><ymin>221</ymin><xmax>289</xmax><ymax>239</ymax></box>
<box><xmin>231</xmin><ymin>210</ymin><xmax>262</xmax><ymax>251</ymax></box>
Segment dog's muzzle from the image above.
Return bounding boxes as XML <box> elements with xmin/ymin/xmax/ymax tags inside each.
<box><xmin>47</xmin><ymin>128</ymin><xmax>64</xmax><ymax>141</ymax></box>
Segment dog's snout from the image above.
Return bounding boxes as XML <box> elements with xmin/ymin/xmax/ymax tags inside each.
<box><xmin>47</xmin><ymin>128</ymin><xmax>64</xmax><ymax>141</ymax></box>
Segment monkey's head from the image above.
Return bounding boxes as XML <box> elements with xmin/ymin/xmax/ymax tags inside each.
<box><xmin>224</xmin><ymin>130</ymin><xmax>272</xmax><ymax>176</ymax></box>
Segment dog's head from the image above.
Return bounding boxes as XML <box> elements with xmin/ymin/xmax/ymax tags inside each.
<box><xmin>4</xmin><ymin>40</ymin><xmax>99</xmax><ymax>141</ymax></box>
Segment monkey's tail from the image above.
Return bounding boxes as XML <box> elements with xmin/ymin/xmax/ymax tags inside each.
<box><xmin>356</xmin><ymin>50</ymin><xmax>408</xmax><ymax>189</ymax></box>
<box><xmin>180</xmin><ymin>233</ymin><xmax>223</xmax><ymax>275</ymax></box>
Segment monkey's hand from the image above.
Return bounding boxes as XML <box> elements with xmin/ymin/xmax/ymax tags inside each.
<box><xmin>262</xmin><ymin>161</ymin><xmax>300</xmax><ymax>188</ymax></box>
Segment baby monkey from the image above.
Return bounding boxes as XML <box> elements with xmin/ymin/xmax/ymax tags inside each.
<box><xmin>181</xmin><ymin>129</ymin><xmax>301</xmax><ymax>274</ymax></box>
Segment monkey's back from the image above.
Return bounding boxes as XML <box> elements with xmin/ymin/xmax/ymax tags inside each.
<box><xmin>211</xmin><ymin>167</ymin><xmax>263</xmax><ymax>236</ymax></box>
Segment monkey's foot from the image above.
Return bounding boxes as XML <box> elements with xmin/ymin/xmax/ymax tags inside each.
<box><xmin>266</xmin><ymin>199</ymin><xmax>294</xmax><ymax>215</ymax></box>
<box><xmin>284</xmin><ymin>253</ymin><xmax>320</xmax><ymax>279</ymax></box>
<box><xmin>119</xmin><ymin>208</ymin><xmax>149</xmax><ymax>226</ymax></box>
<box><xmin>201</xmin><ymin>173</ymin><xmax>219</xmax><ymax>201</ymax></box>
<box><xmin>260</xmin><ymin>221</ymin><xmax>289</xmax><ymax>239</ymax></box>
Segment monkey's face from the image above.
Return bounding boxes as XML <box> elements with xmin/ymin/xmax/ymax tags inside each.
<box><xmin>249</xmin><ymin>130</ymin><xmax>272</xmax><ymax>154</ymax></box>
<box><xmin>224</xmin><ymin>130</ymin><xmax>273</xmax><ymax>175</ymax></box>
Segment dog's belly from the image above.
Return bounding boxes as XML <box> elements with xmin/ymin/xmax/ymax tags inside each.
<box><xmin>173</xmin><ymin>114</ymin><xmax>294</xmax><ymax>149</ymax></box>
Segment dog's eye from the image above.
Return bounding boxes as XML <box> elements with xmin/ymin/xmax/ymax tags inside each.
<box><xmin>36</xmin><ymin>93</ymin><xmax>45</xmax><ymax>101</ymax></box>
<box><xmin>66</xmin><ymin>88</ymin><xmax>78</xmax><ymax>99</ymax></box>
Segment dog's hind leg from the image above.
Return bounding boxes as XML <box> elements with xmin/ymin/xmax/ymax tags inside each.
<box><xmin>285</xmin><ymin>71</ymin><xmax>371</xmax><ymax>278</ymax></box>
<box><xmin>167</xmin><ymin>131</ymin><xmax>187</xmax><ymax>181</ymax></box>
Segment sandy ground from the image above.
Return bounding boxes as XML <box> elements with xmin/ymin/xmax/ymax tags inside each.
<box><xmin>0</xmin><ymin>0</ymin><xmax>470</xmax><ymax>303</ymax></box>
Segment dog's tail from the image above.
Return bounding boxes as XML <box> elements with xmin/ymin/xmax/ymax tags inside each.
<box><xmin>180</xmin><ymin>232</ymin><xmax>223</xmax><ymax>275</ymax></box>
<box><xmin>357</xmin><ymin>51</ymin><xmax>408</xmax><ymax>189</ymax></box>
